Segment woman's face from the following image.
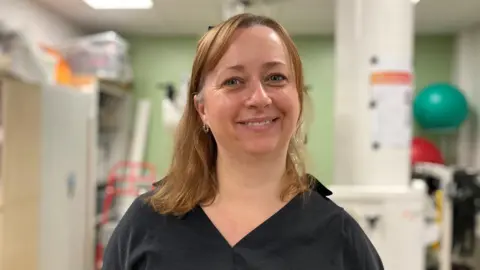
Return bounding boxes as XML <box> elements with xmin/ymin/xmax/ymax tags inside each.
<box><xmin>196</xmin><ymin>26</ymin><xmax>300</xmax><ymax>157</ymax></box>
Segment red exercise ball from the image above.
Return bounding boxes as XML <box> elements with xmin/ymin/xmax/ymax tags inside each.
<box><xmin>411</xmin><ymin>137</ymin><xmax>444</xmax><ymax>165</ymax></box>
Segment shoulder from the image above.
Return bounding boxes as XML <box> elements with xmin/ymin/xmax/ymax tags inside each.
<box><xmin>113</xmin><ymin>190</ymin><xmax>165</xmax><ymax>234</ymax></box>
<box><xmin>102</xmin><ymin>190</ymin><xmax>168</xmax><ymax>269</ymax></box>
<box><xmin>301</xmin><ymin>180</ymin><xmax>384</xmax><ymax>270</ymax></box>
<box><xmin>339</xmin><ymin>210</ymin><xmax>384</xmax><ymax>269</ymax></box>
<box><xmin>299</xmin><ymin>177</ymin><xmax>340</xmax><ymax>219</ymax></box>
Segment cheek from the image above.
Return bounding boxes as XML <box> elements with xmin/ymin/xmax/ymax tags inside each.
<box><xmin>204</xmin><ymin>95</ymin><xmax>239</xmax><ymax>126</ymax></box>
<box><xmin>276</xmin><ymin>89</ymin><xmax>301</xmax><ymax>120</ymax></box>
<box><xmin>291</xmin><ymin>93</ymin><xmax>301</xmax><ymax>119</ymax></box>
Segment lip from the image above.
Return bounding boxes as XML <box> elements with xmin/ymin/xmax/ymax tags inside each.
<box><xmin>237</xmin><ymin>116</ymin><xmax>279</xmax><ymax>124</ymax></box>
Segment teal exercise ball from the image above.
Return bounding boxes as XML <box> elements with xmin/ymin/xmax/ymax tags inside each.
<box><xmin>413</xmin><ymin>83</ymin><xmax>469</xmax><ymax>130</ymax></box>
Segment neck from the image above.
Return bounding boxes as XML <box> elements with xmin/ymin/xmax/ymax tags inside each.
<box><xmin>214</xmin><ymin>148</ymin><xmax>287</xmax><ymax>206</ymax></box>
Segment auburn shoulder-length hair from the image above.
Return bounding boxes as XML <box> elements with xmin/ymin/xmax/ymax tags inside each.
<box><xmin>148</xmin><ymin>13</ymin><xmax>312</xmax><ymax>216</ymax></box>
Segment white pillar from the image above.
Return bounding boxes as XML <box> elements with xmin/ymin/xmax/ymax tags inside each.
<box><xmin>453</xmin><ymin>27</ymin><xmax>480</xmax><ymax>169</ymax></box>
<box><xmin>333</xmin><ymin>0</ymin><xmax>360</xmax><ymax>185</ymax></box>
<box><xmin>334</xmin><ymin>0</ymin><xmax>415</xmax><ymax>187</ymax></box>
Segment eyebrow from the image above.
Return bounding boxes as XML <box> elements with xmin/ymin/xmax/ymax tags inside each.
<box><xmin>224</xmin><ymin>61</ymin><xmax>287</xmax><ymax>71</ymax></box>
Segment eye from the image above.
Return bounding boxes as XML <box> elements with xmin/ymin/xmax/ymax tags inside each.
<box><xmin>222</xmin><ymin>78</ymin><xmax>242</xmax><ymax>87</ymax></box>
<box><xmin>267</xmin><ymin>74</ymin><xmax>287</xmax><ymax>83</ymax></box>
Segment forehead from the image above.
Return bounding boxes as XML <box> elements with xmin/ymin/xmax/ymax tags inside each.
<box><xmin>214</xmin><ymin>26</ymin><xmax>289</xmax><ymax>70</ymax></box>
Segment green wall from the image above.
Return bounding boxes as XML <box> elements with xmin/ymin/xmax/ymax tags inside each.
<box><xmin>128</xmin><ymin>35</ymin><xmax>455</xmax><ymax>185</ymax></box>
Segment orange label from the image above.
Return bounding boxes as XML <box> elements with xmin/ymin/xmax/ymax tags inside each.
<box><xmin>370</xmin><ymin>71</ymin><xmax>412</xmax><ymax>85</ymax></box>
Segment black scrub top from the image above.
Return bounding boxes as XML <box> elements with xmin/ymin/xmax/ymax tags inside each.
<box><xmin>102</xmin><ymin>180</ymin><xmax>384</xmax><ymax>270</ymax></box>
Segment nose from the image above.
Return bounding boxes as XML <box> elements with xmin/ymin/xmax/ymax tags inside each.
<box><xmin>246</xmin><ymin>81</ymin><xmax>272</xmax><ymax>108</ymax></box>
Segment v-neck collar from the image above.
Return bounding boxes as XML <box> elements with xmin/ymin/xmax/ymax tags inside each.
<box><xmin>193</xmin><ymin>193</ymin><xmax>304</xmax><ymax>249</ymax></box>
<box><xmin>178</xmin><ymin>176</ymin><xmax>332</xmax><ymax>250</ymax></box>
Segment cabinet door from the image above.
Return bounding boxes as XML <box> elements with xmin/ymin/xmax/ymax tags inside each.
<box><xmin>0</xmin><ymin>213</ymin><xmax>3</xmax><ymax>270</ymax></box>
<box><xmin>2</xmin><ymin>78</ymin><xmax>41</xmax><ymax>204</ymax></box>
<box><xmin>40</xmin><ymin>86</ymin><xmax>91</xmax><ymax>270</ymax></box>
<box><xmin>1</xmin><ymin>78</ymin><xmax>42</xmax><ymax>270</ymax></box>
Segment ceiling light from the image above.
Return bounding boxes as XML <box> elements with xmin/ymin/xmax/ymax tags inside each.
<box><xmin>83</xmin><ymin>0</ymin><xmax>153</xmax><ymax>10</ymax></box>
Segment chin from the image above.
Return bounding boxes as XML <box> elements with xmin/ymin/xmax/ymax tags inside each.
<box><xmin>241</xmin><ymin>139</ymin><xmax>283</xmax><ymax>156</ymax></box>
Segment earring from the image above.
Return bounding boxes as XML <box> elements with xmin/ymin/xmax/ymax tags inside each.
<box><xmin>202</xmin><ymin>123</ymin><xmax>210</xmax><ymax>133</ymax></box>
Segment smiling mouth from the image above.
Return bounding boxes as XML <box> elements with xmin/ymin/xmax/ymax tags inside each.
<box><xmin>239</xmin><ymin>117</ymin><xmax>280</xmax><ymax>126</ymax></box>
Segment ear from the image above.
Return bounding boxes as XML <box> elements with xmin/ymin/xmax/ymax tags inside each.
<box><xmin>194</xmin><ymin>94</ymin><xmax>208</xmax><ymax>124</ymax></box>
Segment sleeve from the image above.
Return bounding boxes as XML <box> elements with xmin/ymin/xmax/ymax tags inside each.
<box><xmin>101</xmin><ymin>195</ymin><xmax>151</xmax><ymax>270</ymax></box>
<box><xmin>341</xmin><ymin>211</ymin><xmax>384</xmax><ymax>270</ymax></box>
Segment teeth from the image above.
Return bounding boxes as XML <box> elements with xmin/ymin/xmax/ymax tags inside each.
<box><xmin>245</xmin><ymin>120</ymin><xmax>272</xmax><ymax>126</ymax></box>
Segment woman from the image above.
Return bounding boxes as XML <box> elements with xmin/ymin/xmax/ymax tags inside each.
<box><xmin>103</xmin><ymin>13</ymin><xmax>384</xmax><ymax>270</ymax></box>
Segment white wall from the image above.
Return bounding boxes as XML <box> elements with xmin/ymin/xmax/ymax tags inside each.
<box><xmin>0</xmin><ymin>0</ymin><xmax>83</xmax><ymax>46</ymax></box>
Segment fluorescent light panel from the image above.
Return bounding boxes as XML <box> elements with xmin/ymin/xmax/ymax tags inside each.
<box><xmin>83</xmin><ymin>0</ymin><xmax>153</xmax><ymax>9</ymax></box>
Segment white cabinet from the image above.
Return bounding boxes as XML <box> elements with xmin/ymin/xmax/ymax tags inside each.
<box><xmin>39</xmin><ymin>81</ymin><xmax>133</xmax><ymax>270</ymax></box>
<box><xmin>39</xmin><ymin>86</ymin><xmax>92</xmax><ymax>270</ymax></box>
<box><xmin>0</xmin><ymin>73</ymin><xmax>132</xmax><ymax>270</ymax></box>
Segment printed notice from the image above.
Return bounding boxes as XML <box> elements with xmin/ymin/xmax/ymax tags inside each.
<box><xmin>370</xmin><ymin>64</ymin><xmax>413</xmax><ymax>148</ymax></box>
